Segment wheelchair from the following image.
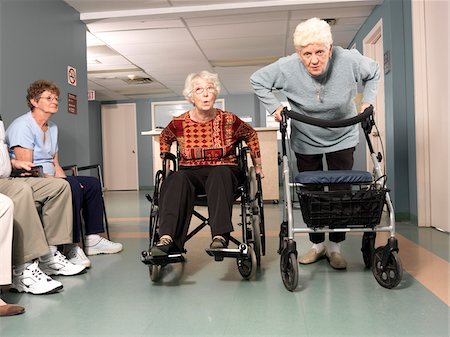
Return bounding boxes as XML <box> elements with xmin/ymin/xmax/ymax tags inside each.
<box><xmin>141</xmin><ymin>142</ymin><xmax>265</xmax><ymax>282</ymax></box>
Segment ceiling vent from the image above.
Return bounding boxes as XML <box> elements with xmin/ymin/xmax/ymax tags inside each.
<box><xmin>124</xmin><ymin>77</ymin><xmax>153</xmax><ymax>85</ymax></box>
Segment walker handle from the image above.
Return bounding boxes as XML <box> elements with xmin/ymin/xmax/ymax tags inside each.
<box><xmin>282</xmin><ymin>105</ymin><xmax>374</xmax><ymax>128</ymax></box>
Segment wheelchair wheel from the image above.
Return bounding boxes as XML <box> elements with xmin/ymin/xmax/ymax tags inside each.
<box><xmin>149</xmin><ymin>264</ymin><xmax>162</xmax><ymax>282</ymax></box>
<box><xmin>249</xmin><ymin>166</ymin><xmax>266</xmax><ymax>256</ymax></box>
<box><xmin>251</xmin><ymin>214</ymin><xmax>262</xmax><ymax>267</ymax></box>
<box><xmin>237</xmin><ymin>246</ymin><xmax>257</xmax><ymax>280</ymax></box>
<box><xmin>280</xmin><ymin>251</ymin><xmax>298</xmax><ymax>292</ymax></box>
<box><xmin>372</xmin><ymin>246</ymin><xmax>403</xmax><ymax>289</ymax></box>
<box><xmin>361</xmin><ymin>232</ymin><xmax>376</xmax><ymax>268</ymax></box>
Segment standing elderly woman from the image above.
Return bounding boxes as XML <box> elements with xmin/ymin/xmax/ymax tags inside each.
<box><xmin>151</xmin><ymin>70</ymin><xmax>264</xmax><ymax>256</ymax></box>
<box><xmin>251</xmin><ymin>17</ymin><xmax>380</xmax><ymax>269</ymax></box>
<box><xmin>6</xmin><ymin>80</ymin><xmax>123</xmax><ymax>268</ymax></box>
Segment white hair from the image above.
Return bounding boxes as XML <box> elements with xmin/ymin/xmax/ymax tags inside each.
<box><xmin>182</xmin><ymin>70</ymin><xmax>221</xmax><ymax>100</ymax></box>
<box><xmin>293</xmin><ymin>17</ymin><xmax>333</xmax><ymax>50</ymax></box>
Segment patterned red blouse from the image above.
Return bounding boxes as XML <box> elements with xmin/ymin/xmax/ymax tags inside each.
<box><xmin>160</xmin><ymin>109</ymin><xmax>261</xmax><ymax>167</ymax></box>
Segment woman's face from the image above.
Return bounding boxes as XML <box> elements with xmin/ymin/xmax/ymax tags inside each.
<box><xmin>189</xmin><ymin>78</ymin><xmax>217</xmax><ymax>112</ymax></box>
<box><xmin>297</xmin><ymin>43</ymin><xmax>332</xmax><ymax>76</ymax></box>
<box><xmin>31</xmin><ymin>90</ymin><xmax>59</xmax><ymax>115</ymax></box>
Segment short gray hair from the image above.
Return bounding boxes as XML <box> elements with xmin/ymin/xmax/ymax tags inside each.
<box><xmin>182</xmin><ymin>70</ymin><xmax>221</xmax><ymax>100</ymax></box>
<box><xmin>293</xmin><ymin>17</ymin><xmax>333</xmax><ymax>50</ymax></box>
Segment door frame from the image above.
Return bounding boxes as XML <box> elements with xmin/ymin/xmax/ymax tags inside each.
<box><xmin>363</xmin><ymin>19</ymin><xmax>386</xmax><ymax>173</ymax></box>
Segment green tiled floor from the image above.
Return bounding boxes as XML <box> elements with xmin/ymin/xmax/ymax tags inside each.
<box><xmin>1</xmin><ymin>190</ymin><xmax>448</xmax><ymax>337</ymax></box>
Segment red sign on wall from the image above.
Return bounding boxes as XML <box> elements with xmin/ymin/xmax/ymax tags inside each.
<box><xmin>68</xmin><ymin>93</ymin><xmax>77</xmax><ymax>114</ymax></box>
<box><xmin>67</xmin><ymin>66</ymin><xmax>77</xmax><ymax>86</ymax></box>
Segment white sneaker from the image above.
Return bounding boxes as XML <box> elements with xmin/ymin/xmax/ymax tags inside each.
<box><xmin>65</xmin><ymin>245</ymin><xmax>91</xmax><ymax>268</ymax></box>
<box><xmin>39</xmin><ymin>251</ymin><xmax>86</xmax><ymax>276</ymax></box>
<box><xmin>85</xmin><ymin>237</ymin><xmax>123</xmax><ymax>256</ymax></box>
<box><xmin>11</xmin><ymin>261</ymin><xmax>63</xmax><ymax>295</ymax></box>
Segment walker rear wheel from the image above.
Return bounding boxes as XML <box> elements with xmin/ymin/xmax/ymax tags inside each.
<box><xmin>372</xmin><ymin>247</ymin><xmax>403</xmax><ymax>289</ymax></box>
<box><xmin>280</xmin><ymin>251</ymin><xmax>298</xmax><ymax>291</ymax></box>
<box><xmin>361</xmin><ymin>232</ymin><xmax>376</xmax><ymax>268</ymax></box>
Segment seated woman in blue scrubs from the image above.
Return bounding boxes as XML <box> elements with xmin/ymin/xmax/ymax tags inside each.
<box><xmin>6</xmin><ymin>80</ymin><xmax>123</xmax><ymax>268</ymax></box>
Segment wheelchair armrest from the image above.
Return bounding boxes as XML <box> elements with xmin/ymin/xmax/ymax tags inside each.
<box><xmin>161</xmin><ymin>152</ymin><xmax>177</xmax><ymax>176</ymax></box>
<box><xmin>161</xmin><ymin>152</ymin><xmax>177</xmax><ymax>161</ymax></box>
<box><xmin>10</xmin><ymin>165</ymin><xmax>43</xmax><ymax>177</ymax></box>
<box><xmin>62</xmin><ymin>164</ymin><xmax>78</xmax><ymax>176</ymax></box>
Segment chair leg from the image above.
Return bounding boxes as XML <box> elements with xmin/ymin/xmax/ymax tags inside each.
<box><xmin>102</xmin><ymin>198</ymin><xmax>110</xmax><ymax>240</ymax></box>
<box><xmin>80</xmin><ymin>218</ymin><xmax>86</xmax><ymax>250</ymax></box>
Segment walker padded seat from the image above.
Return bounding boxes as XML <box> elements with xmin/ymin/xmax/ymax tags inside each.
<box><xmin>295</xmin><ymin>170</ymin><xmax>373</xmax><ymax>185</ymax></box>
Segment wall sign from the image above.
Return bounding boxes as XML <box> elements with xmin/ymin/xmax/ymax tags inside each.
<box><xmin>67</xmin><ymin>66</ymin><xmax>77</xmax><ymax>86</ymax></box>
<box><xmin>87</xmin><ymin>90</ymin><xmax>96</xmax><ymax>101</ymax></box>
<box><xmin>68</xmin><ymin>93</ymin><xmax>77</xmax><ymax>114</ymax></box>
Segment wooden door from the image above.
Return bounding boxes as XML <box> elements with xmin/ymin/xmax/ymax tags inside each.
<box><xmin>101</xmin><ymin>103</ymin><xmax>138</xmax><ymax>190</ymax></box>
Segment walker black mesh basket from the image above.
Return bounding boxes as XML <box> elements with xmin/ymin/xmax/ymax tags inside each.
<box><xmin>298</xmin><ymin>187</ymin><xmax>388</xmax><ymax>229</ymax></box>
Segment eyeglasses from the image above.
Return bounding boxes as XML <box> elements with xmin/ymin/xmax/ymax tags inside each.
<box><xmin>38</xmin><ymin>96</ymin><xmax>59</xmax><ymax>102</ymax></box>
<box><xmin>192</xmin><ymin>86</ymin><xmax>216</xmax><ymax>95</ymax></box>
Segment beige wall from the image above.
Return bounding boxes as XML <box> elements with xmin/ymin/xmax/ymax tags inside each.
<box><xmin>412</xmin><ymin>0</ymin><xmax>449</xmax><ymax>231</ymax></box>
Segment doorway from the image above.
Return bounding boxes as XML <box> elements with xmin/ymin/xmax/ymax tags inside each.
<box><xmin>363</xmin><ymin>19</ymin><xmax>386</xmax><ymax>174</ymax></box>
<box><xmin>101</xmin><ymin>103</ymin><xmax>139</xmax><ymax>190</ymax></box>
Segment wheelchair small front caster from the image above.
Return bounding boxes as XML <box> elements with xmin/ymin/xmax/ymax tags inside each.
<box><xmin>237</xmin><ymin>246</ymin><xmax>256</xmax><ymax>280</ymax></box>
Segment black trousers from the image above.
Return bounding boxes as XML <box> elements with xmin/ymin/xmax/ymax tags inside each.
<box><xmin>158</xmin><ymin>165</ymin><xmax>242</xmax><ymax>250</ymax></box>
<box><xmin>295</xmin><ymin>147</ymin><xmax>355</xmax><ymax>244</ymax></box>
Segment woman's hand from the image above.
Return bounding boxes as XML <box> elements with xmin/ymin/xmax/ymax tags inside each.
<box><xmin>360</xmin><ymin>103</ymin><xmax>372</xmax><ymax>113</ymax></box>
<box><xmin>273</xmin><ymin>106</ymin><xmax>284</xmax><ymax>122</ymax></box>
<box><xmin>10</xmin><ymin>158</ymin><xmax>35</xmax><ymax>171</ymax></box>
<box><xmin>54</xmin><ymin>165</ymin><xmax>67</xmax><ymax>178</ymax></box>
<box><xmin>255</xmin><ymin>166</ymin><xmax>265</xmax><ymax>179</ymax></box>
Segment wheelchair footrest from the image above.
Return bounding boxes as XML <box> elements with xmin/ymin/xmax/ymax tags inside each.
<box><xmin>141</xmin><ymin>250</ymin><xmax>185</xmax><ymax>265</ymax></box>
<box><xmin>205</xmin><ymin>244</ymin><xmax>249</xmax><ymax>262</ymax></box>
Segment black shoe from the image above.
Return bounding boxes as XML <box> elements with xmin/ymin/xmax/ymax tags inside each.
<box><xmin>150</xmin><ymin>236</ymin><xmax>177</xmax><ymax>257</ymax></box>
<box><xmin>210</xmin><ymin>235</ymin><xmax>229</xmax><ymax>249</ymax></box>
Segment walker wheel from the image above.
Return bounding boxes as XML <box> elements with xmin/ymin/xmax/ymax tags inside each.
<box><xmin>280</xmin><ymin>251</ymin><xmax>298</xmax><ymax>291</ymax></box>
<box><xmin>237</xmin><ymin>246</ymin><xmax>257</xmax><ymax>280</ymax></box>
<box><xmin>149</xmin><ymin>264</ymin><xmax>162</xmax><ymax>282</ymax></box>
<box><xmin>372</xmin><ymin>246</ymin><xmax>403</xmax><ymax>289</ymax></box>
<box><xmin>361</xmin><ymin>232</ymin><xmax>376</xmax><ymax>268</ymax></box>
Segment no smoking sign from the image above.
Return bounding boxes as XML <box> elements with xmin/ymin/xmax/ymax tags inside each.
<box><xmin>67</xmin><ymin>66</ymin><xmax>77</xmax><ymax>86</ymax></box>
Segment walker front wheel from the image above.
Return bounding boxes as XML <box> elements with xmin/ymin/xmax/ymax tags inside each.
<box><xmin>280</xmin><ymin>251</ymin><xmax>298</xmax><ymax>291</ymax></box>
<box><xmin>372</xmin><ymin>247</ymin><xmax>403</xmax><ymax>289</ymax></box>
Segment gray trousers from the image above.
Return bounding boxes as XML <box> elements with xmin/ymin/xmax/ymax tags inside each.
<box><xmin>0</xmin><ymin>193</ymin><xmax>13</xmax><ymax>285</ymax></box>
<box><xmin>0</xmin><ymin>177</ymin><xmax>73</xmax><ymax>265</ymax></box>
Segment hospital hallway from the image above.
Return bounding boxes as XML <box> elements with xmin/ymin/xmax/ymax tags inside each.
<box><xmin>1</xmin><ymin>190</ymin><xmax>449</xmax><ymax>337</ymax></box>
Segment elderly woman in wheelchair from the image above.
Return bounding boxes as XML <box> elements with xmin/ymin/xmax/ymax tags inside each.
<box><xmin>142</xmin><ymin>71</ymin><xmax>265</xmax><ymax>280</ymax></box>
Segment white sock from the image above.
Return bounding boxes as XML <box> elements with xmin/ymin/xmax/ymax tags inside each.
<box><xmin>312</xmin><ymin>242</ymin><xmax>325</xmax><ymax>253</ymax></box>
<box><xmin>328</xmin><ymin>241</ymin><xmax>341</xmax><ymax>254</ymax></box>
<box><xmin>14</xmin><ymin>261</ymin><xmax>33</xmax><ymax>274</ymax></box>
<box><xmin>85</xmin><ymin>234</ymin><xmax>101</xmax><ymax>246</ymax></box>
<box><xmin>39</xmin><ymin>245</ymin><xmax>58</xmax><ymax>261</ymax></box>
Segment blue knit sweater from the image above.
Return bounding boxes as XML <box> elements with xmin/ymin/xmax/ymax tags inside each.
<box><xmin>250</xmin><ymin>46</ymin><xmax>380</xmax><ymax>154</ymax></box>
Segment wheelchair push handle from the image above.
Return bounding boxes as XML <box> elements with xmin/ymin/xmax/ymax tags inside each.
<box><xmin>281</xmin><ymin>105</ymin><xmax>374</xmax><ymax>128</ymax></box>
